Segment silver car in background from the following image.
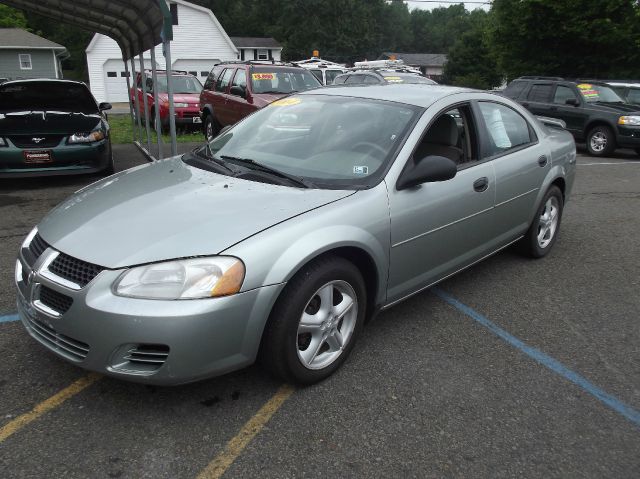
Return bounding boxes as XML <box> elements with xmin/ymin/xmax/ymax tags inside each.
<box><xmin>15</xmin><ymin>84</ymin><xmax>576</xmax><ymax>385</ymax></box>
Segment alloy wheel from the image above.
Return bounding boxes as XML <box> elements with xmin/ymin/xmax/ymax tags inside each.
<box><xmin>537</xmin><ymin>196</ymin><xmax>559</xmax><ymax>248</ymax></box>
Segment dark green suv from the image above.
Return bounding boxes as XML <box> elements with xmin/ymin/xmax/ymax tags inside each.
<box><xmin>503</xmin><ymin>77</ymin><xmax>640</xmax><ymax>157</ymax></box>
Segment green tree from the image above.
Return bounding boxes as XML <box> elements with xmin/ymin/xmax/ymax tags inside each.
<box><xmin>0</xmin><ymin>5</ymin><xmax>28</xmax><ymax>29</ymax></box>
<box><xmin>443</xmin><ymin>10</ymin><xmax>502</xmax><ymax>89</ymax></box>
<box><xmin>489</xmin><ymin>0</ymin><xmax>640</xmax><ymax>80</ymax></box>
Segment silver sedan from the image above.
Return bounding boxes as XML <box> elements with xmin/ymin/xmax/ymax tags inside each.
<box><xmin>15</xmin><ymin>84</ymin><xmax>576</xmax><ymax>385</ymax></box>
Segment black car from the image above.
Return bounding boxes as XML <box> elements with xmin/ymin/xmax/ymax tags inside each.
<box><xmin>607</xmin><ymin>82</ymin><xmax>640</xmax><ymax>107</ymax></box>
<box><xmin>503</xmin><ymin>77</ymin><xmax>640</xmax><ymax>157</ymax></box>
<box><xmin>332</xmin><ymin>69</ymin><xmax>437</xmax><ymax>86</ymax></box>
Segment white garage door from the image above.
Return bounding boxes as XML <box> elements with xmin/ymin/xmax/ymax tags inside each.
<box><xmin>104</xmin><ymin>59</ymin><xmax>158</xmax><ymax>103</ymax></box>
<box><xmin>172</xmin><ymin>59</ymin><xmax>221</xmax><ymax>84</ymax></box>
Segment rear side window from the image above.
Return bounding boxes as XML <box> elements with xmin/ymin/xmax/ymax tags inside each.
<box><xmin>345</xmin><ymin>74</ymin><xmax>365</xmax><ymax>84</ymax></box>
<box><xmin>478</xmin><ymin>102</ymin><xmax>535</xmax><ymax>158</ymax></box>
<box><xmin>309</xmin><ymin>69</ymin><xmax>323</xmax><ymax>83</ymax></box>
<box><xmin>363</xmin><ymin>75</ymin><xmax>380</xmax><ymax>84</ymax></box>
<box><xmin>325</xmin><ymin>70</ymin><xmax>342</xmax><ymax>84</ymax></box>
<box><xmin>215</xmin><ymin>68</ymin><xmax>234</xmax><ymax>93</ymax></box>
<box><xmin>527</xmin><ymin>84</ymin><xmax>553</xmax><ymax>103</ymax></box>
<box><xmin>627</xmin><ymin>88</ymin><xmax>640</xmax><ymax>104</ymax></box>
<box><xmin>204</xmin><ymin>65</ymin><xmax>223</xmax><ymax>90</ymax></box>
<box><xmin>333</xmin><ymin>75</ymin><xmax>348</xmax><ymax>85</ymax></box>
<box><xmin>503</xmin><ymin>80</ymin><xmax>527</xmax><ymax>99</ymax></box>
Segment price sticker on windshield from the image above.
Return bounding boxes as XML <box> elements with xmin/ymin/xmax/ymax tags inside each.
<box><xmin>252</xmin><ymin>73</ymin><xmax>275</xmax><ymax>81</ymax></box>
<box><xmin>577</xmin><ymin>83</ymin><xmax>599</xmax><ymax>99</ymax></box>
<box><xmin>383</xmin><ymin>76</ymin><xmax>403</xmax><ymax>83</ymax></box>
<box><xmin>272</xmin><ymin>98</ymin><xmax>302</xmax><ymax>106</ymax></box>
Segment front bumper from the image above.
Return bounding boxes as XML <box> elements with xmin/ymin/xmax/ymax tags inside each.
<box><xmin>15</xmin><ymin>241</ymin><xmax>284</xmax><ymax>385</ymax></box>
<box><xmin>616</xmin><ymin>125</ymin><xmax>640</xmax><ymax>148</ymax></box>
<box><xmin>160</xmin><ymin>108</ymin><xmax>202</xmax><ymax>127</ymax></box>
<box><xmin>0</xmin><ymin>138</ymin><xmax>111</xmax><ymax>178</ymax></box>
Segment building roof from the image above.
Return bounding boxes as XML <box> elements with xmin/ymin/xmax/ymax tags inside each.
<box><xmin>0</xmin><ymin>28</ymin><xmax>66</xmax><ymax>50</ymax></box>
<box><xmin>381</xmin><ymin>52</ymin><xmax>447</xmax><ymax>67</ymax></box>
<box><xmin>230</xmin><ymin>37</ymin><xmax>281</xmax><ymax>49</ymax></box>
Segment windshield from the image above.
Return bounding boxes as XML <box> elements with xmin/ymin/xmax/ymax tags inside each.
<box><xmin>156</xmin><ymin>76</ymin><xmax>202</xmax><ymax>94</ymax></box>
<box><xmin>199</xmin><ymin>94</ymin><xmax>419</xmax><ymax>189</ymax></box>
<box><xmin>576</xmin><ymin>83</ymin><xmax>624</xmax><ymax>103</ymax></box>
<box><xmin>250</xmin><ymin>67</ymin><xmax>321</xmax><ymax>94</ymax></box>
<box><xmin>0</xmin><ymin>82</ymin><xmax>98</xmax><ymax>113</ymax></box>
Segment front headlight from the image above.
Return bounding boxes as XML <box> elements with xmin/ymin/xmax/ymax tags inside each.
<box><xmin>68</xmin><ymin>129</ymin><xmax>106</xmax><ymax>144</ymax></box>
<box><xmin>113</xmin><ymin>257</ymin><xmax>245</xmax><ymax>300</ymax></box>
<box><xmin>618</xmin><ymin>115</ymin><xmax>640</xmax><ymax>126</ymax></box>
<box><xmin>174</xmin><ymin>102</ymin><xmax>189</xmax><ymax>108</ymax></box>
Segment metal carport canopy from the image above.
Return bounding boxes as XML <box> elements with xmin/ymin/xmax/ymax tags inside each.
<box><xmin>2</xmin><ymin>0</ymin><xmax>179</xmax><ymax>158</ymax></box>
<box><xmin>1</xmin><ymin>0</ymin><xmax>166</xmax><ymax>60</ymax></box>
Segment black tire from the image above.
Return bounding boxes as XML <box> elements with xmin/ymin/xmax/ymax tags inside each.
<box><xmin>260</xmin><ymin>256</ymin><xmax>367</xmax><ymax>385</ymax></box>
<box><xmin>520</xmin><ymin>185</ymin><xmax>563</xmax><ymax>258</ymax></box>
<box><xmin>586</xmin><ymin>125</ymin><xmax>615</xmax><ymax>157</ymax></box>
<box><xmin>204</xmin><ymin>113</ymin><xmax>220</xmax><ymax>141</ymax></box>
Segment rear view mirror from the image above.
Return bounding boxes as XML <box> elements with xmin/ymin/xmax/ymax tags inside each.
<box><xmin>397</xmin><ymin>155</ymin><xmax>457</xmax><ymax>190</ymax></box>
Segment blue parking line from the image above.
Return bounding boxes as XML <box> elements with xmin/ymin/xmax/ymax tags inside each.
<box><xmin>432</xmin><ymin>288</ymin><xmax>640</xmax><ymax>428</ymax></box>
<box><xmin>0</xmin><ymin>313</ymin><xmax>19</xmax><ymax>324</ymax></box>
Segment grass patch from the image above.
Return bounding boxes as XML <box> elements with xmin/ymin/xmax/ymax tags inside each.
<box><xmin>107</xmin><ymin>114</ymin><xmax>204</xmax><ymax>145</ymax></box>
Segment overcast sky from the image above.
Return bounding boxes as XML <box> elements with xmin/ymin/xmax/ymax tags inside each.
<box><xmin>404</xmin><ymin>1</ymin><xmax>491</xmax><ymax>11</ymax></box>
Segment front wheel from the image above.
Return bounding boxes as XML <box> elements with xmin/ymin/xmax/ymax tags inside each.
<box><xmin>520</xmin><ymin>186</ymin><xmax>563</xmax><ymax>258</ymax></box>
<box><xmin>260</xmin><ymin>256</ymin><xmax>366</xmax><ymax>385</ymax></box>
<box><xmin>586</xmin><ymin>125</ymin><xmax>615</xmax><ymax>157</ymax></box>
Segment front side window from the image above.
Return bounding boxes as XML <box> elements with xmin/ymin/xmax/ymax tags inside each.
<box><xmin>553</xmin><ymin>85</ymin><xmax>579</xmax><ymax>104</ymax></box>
<box><xmin>19</xmin><ymin>54</ymin><xmax>32</xmax><ymax>70</ymax></box>
<box><xmin>478</xmin><ymin>102</ymin><xmax>534</xmax><ymax>158</ymax></box>
<box><xmin>325</xmin><ymin>70</ymin><xmax>342</xmax><ymax>84</ymax></box>
<box><xmin>309</xmin><ymin>69</ymin><xmax>323</xmax><ymax>83</ymax></box>
<box><xmin>231</xmin><ymin>69</ymin><xmax>247</xmax><ymax>91</ymax></box>
<box><xmin>250</xmin><ymin>68</ymin><xmax>320</xmax><ymax>94</ymax></box>
<box><xmin>197</xmin><ymin>94</ymin><xmax>420</xmax><ymax>189</ymax></box>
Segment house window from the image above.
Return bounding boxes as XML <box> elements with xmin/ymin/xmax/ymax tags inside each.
<box><xmin>107</xmin><ymin>71</ymin><xmax>117</xmax><ymax>77</ymax></box>
<box><xmin>19</xmin><ymin>54</ymin><xmax>32</xmax><ymax>70</ymax></box>
<box><xmin>257</xmin><ymin>49</ymin><xmax>269</xmax><ymax>61</ymax></box>
<box><xmin>170</xmin><ymin>3</ymin><xmax>178</xmax><ymax>25</ymax></box>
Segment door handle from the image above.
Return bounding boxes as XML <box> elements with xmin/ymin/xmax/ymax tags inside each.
<box><xmin>538</xmin><ymin>155</ymin><xmax>548</xmax><ymax>167</ymax></box>
<box><xmin>473</xmin><ymin>177</ymin><xmax>489</xmax><ymax>192</ymax></box>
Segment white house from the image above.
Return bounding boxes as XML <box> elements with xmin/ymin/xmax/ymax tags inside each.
<box><xmin>86</xmin><ymin>0</ymin><xmax>239</xmax><ymax>103</ymax></box>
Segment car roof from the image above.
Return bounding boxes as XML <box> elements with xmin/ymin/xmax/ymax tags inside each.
<box><xmin>298</xmin><ymin>83</ymin><xmax>473</xmax><ymax>108</ymax></box>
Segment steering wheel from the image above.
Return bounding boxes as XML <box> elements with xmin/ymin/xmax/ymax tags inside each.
<box><xmin>351</xmin><ymin>141</ymin><xmax>387</xmax><ymax>157</ymax></box>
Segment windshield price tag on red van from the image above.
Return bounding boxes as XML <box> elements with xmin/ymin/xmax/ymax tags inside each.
<box><xmin>252</xmin><ymin>73</ymin><xmax>275</xmax><ymax>81</ymax></box>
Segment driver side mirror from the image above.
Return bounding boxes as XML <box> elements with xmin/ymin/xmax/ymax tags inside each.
<box><xmin>396</xmin><ymin>155</ymin><xmax>457</xmax><ymax>190</ymax></box>
<box><xmin>565</xmin><ymin>98</ymin><xmax>579</xmax><ymax>106</ymax></box>
<box><xmin>230</xmin><ymin>85</ymin><xmax>246</xmax><ymax>98</ymax></box>
<box><xmin>99</xmin><ymin>102</ymin><xmax>112</xmax><ymax>111</ymax></box>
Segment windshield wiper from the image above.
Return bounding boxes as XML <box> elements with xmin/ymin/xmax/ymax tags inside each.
<box><xmin>220</xmin><ymin>155</ymin><xmax>314</xmax><ymax>188</ymax></box>
<box><xmin>193</xmin><ymin>145</ymin><xmax>236</xmax><ymax>173</ymax></box>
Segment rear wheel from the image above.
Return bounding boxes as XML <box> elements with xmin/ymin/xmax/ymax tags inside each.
<box><xmin>260</xmin><ymin>256</ymin><xmax>366</xmax><ymax>385</ymax></box>
<box><xmin>586</xmin><ymin>125</ymin><xmax>615</xmax><ymax>157</ymax></box>
<box><xmin>520</xmin><ymin>186</ymin><xmax>563</xmax><ymax>258</ymax></box>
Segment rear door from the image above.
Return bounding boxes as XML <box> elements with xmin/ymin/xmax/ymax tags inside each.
<box><xmin>213</xmin><ymin>68</ymin><xmax>235</xmax><ymax>125</ymax></box>
<box><xmin>521</xmin><ymin>82</ymin><xmax>554</xmax><ymax>117</ymax></box>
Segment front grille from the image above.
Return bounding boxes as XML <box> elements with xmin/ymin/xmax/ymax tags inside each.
<box><xmin>182</xmin><ymin>111</ymin><xmax>199</xmax><ymax>118</ymax></box>
<box><xmin>29</xmin><ymin>233</ymin><xmax>48</xmax><ymax>259</ymax></box>
<box><xmin>9</xmin><ymin>135</ymin><xmax>64</xmax><ymax>148</ymax></box>
<box><xmin>26</xmin><ymin>316</ymin><xmax>89</xmax><ymax>361</ymax></box>
<box><xmin>48</xmin><ymin>253</ymin><xmax>103</xmax><ymax>287</ymax></box>
<box><xmin>39</xmin><ymin>285</ymin><xmax>73</xmax><ymax>314</ymax></box>
<box><xmin>122</xmin><ymin>344</ymin><xmax>170</xmax><ymax>372</ymax></box>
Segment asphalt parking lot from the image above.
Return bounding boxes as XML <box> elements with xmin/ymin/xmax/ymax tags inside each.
<box><xmin>1</xmin><ymin>145</ymin><xmax>639</xmax><ymax>478</ymax></box>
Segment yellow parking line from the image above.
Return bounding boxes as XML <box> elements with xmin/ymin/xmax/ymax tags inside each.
<box><xmin>0</xmin><ymin>373</ymin><xmax>101</xmax><ymax>443</ymax></box>
<box><xmin>196</xmin><ymin>384</ymin><xmax>295</xmax><ymax>479</ymax></box>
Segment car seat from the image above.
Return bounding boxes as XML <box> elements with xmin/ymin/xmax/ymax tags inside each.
<box><xmin>414</xmin><ymin>114</ymin><xmax>463</xmax><ymax>163</ymax></box>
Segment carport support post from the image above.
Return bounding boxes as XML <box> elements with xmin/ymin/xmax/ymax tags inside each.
<box><xmin>150</xmin><ymin>46</ymin><xmax>163</xmax><ymax>159</ymax></box>
<box><xmin>123</xmin><ymin>60</ymin><xmax>137</xmax><ymax>143</ymax></box>
<box><xmin>163</xmin><ymin>39</ymin><xmax>178</xmax><ymax>156</ymax></box>
<box><xmin>130</xmin><ymin>58</ymin><xmax>143</xmax><ymax>143</ymax></box>
<box><xmin>138</xmin><ymin>54</ymin><xmax>153</xmax><ymax>156</ymax></box>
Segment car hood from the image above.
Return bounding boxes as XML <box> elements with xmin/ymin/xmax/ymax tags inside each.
<box><xmin>37</xmin><ymin>156</ymin><xmax>354</xmax><ymax>268</ymax></box>
<box><xmin>251</xmin><ymin>93</ymin><xmax>287</xmax><ymax>108</ymax></box>
<box><xmin>0</xmin><ymin>111</ymin><xmax>101</xmax><ymax>135</ymax></box>
<box><xmin>588</xmin><ymin>102</ymin><xmax>640</xmax><ymax>114</ymax></box>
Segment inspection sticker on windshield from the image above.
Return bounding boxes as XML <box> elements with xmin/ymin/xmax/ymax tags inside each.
<box><xmin>272</xmin><ymin>98</ymin><xmax>301</xmax><ymax>106</ymax></box>
<box><xmin>353</xmin><ymin>166</ymin><xmax>369</xmax><ymax>175</ymax></box>
<box><xmin>577</xmin><ymin>83</ymin><xmax>599</xmax><ymax>99</ymax></box>
<box><xmin>383</xmin><ymin>76</ymin><xmax>403</xmax><ymax>83</ymax></box>
<box><xmin>252</xmin><ymin>73</ymin><xmax>275</xmax><ymax>80</ymax></box>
